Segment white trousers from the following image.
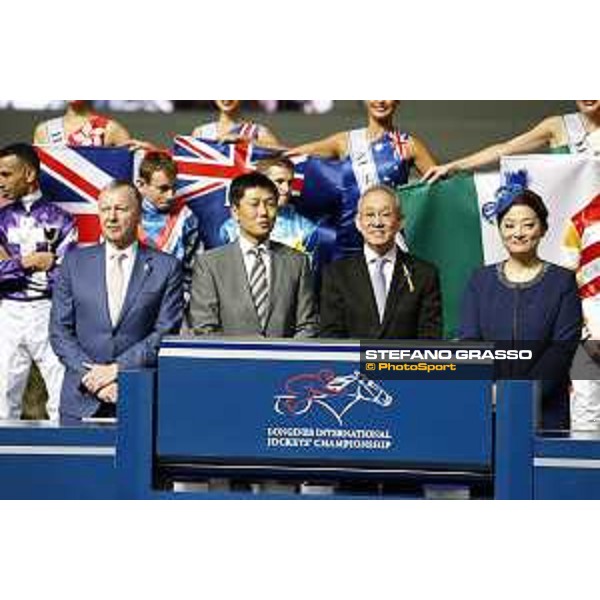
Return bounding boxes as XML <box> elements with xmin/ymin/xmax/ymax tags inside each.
<box><xmin>571</xmin><ymin>345</ymin><xmax>600</xmax><ymax>431</ymax></box>
<box><xmin>0</xmin><ymin>299</ymin><xmax>64</xmax><ymax>421</ymax></box>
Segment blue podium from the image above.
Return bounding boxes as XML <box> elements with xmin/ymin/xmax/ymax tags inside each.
<box><xmin>0</xmin><ymin>421</ymin><xmax>116</xmax><ymax>499</ymax></box>
<box><xmin>1</xmin><ymin>337</ymin><xmax>600</xmax><ymax>499</ymax></box>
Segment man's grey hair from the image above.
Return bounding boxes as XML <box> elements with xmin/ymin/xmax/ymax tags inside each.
<box><xmin>357</xmin><ymin>184</ymin><xmax>402</xmax><ymax>217</ymax></box>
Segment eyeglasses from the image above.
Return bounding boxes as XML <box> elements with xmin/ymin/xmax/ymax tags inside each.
<box><xmin>360</xmin><ymin>211</ymin><xmax>400</xmax><ymax>223</ymax></box>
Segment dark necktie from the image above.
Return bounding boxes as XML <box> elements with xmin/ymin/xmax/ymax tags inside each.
<box><xmin>249</xmin><ymin>247</ymin><xmax>269</xmax><ymax>330</ymax></box>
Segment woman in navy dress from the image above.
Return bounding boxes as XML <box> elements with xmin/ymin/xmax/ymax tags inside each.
<box><xmin>460</xmin><ymin>179</ymin><xmax>582</xmax><ymax>429</ymax></box>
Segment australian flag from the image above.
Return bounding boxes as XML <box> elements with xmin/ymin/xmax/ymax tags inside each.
<box><xmin>36</xmin><ymin>146</ymin><xmax>134</xmax><ymax>244</ymax></box>
<box><xmin>173</xmin><ymin>136</ymin><xmax>341</xmax><ymax>250</ymax></box>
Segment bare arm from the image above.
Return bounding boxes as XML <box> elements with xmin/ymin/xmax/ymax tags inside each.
<box><xmin>422</xmin><ymin>116</ymin><xmax>562</xmax><ymax>183</ymax></box>
<box><xmin>257</xmin><ymin>125</ymin><xmax>283</xmax><ymax>148</ymax></box>
<box><xmin>105</xmin><ymin>118</ymin><xmax>132</xmax><ymax>146</ymax></box>
<box><xmin>289</xmin><ymin>132</ymin><xmax>347</xmax><ymax>158</ymax></box>
<box><xmin>33</xmin><ymin>122</ymin><xmax>48</xmax><ymax>144</ymax></box>
<box><xmin>107</xmin><ymin>118</ymin><xmax>157</xmax><ymax>151</ymax></box>
<box><xmin>410</xmin><ymin>135</ymin><xmax>437</xmax><ymax>176</ymax></box>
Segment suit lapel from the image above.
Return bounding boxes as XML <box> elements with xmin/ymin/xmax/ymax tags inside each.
<box><xmin>230</xmin><ymin>241</ymin><xmax>263</xmax><ymax>332</ymax></box>
<box><xmin>356</xmin><ymin>255</ymin><xmax>382</xmax><ymax>331</ymax></box>
<box><xmin>381</xmin><ymin>250</ymin><xmax>410</xmax><ymax>331</ymax></box>
<box><xmin>116</xmin><ymin>245</ymin><xmax>153</xmax><ymax>328</ymax></box>
<box><xmin>360</xmin><ymin>246</ymin><xmax>409</xmax><ymax>335</ymax></box>
<box><xmin>232</xmin><ymin>241</ymin><xmax>258</xmax><ymax>314</ymax></box>
<box><xmin>93</xmin><ymin>244</ymin><xmax>112</xmax><ymax>330</ymax></box>
<box><xmin>264</xmin><ymin>242</ymin><xmax>281</xmax><ymax>329</ymax></box>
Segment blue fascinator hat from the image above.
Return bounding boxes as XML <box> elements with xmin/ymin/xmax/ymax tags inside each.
<box><xmin>493</xmin><ymin>169</ymin><xmax>529</xmax><ymax>220</ymax></box>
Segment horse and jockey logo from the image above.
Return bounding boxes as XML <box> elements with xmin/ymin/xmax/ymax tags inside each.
<box><xmin>274</xmin><ymin>369</ymin><xmax>394</xmax><ymax>426</ymax></box>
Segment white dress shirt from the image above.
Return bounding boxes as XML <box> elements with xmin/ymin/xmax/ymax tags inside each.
<box><xmin>364</xmin><ymin>244</ymin><xmax>397</xmax><ymax>294</ymax></box>
<box><xmin>239</xmin><ymin>235</ymin><xmax>271</xmax><ymax>288</ymax></box>
<box><xmin>105</xmin><ymin>241</ymin><xmax>138</xmax><ymax>324</ymax></box>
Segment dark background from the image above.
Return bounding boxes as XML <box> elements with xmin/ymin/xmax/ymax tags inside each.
<box><xmin>0</xmin><ymin>100</ymin><xmax>575</xmax><ymax>162</ymax></box>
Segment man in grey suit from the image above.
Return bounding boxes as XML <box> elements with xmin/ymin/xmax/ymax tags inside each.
<box><xmin>189</xmin><ymin>172</ymin><xmax>318</xmax><ymax>337</ymax></box>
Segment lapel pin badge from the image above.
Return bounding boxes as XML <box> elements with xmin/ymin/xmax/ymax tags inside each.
<box><xmin>402</xmin><ymin>263</ymin><xmax>415</xmax><ymax>293</ymax></box>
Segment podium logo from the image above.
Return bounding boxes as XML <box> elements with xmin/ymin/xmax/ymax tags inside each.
<box><xmin>274</xmin><ymin>369</ymin><xmax>394</xmax><ymax>426</ymax></box>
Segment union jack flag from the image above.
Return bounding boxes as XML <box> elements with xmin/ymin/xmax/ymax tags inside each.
<box><xmin>36</xmin><ymin>146</ymin><xmax>134</xmax><ymax>244</ymax></box>
<box><xmin>173</xmin><ymin>136</ymin><xmax>341</xmax><ymax>249</ymax></box>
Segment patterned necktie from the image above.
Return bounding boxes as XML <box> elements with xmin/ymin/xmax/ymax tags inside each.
<box><xmin>372</xmin><ymin>257</ymin><xmax>388</xmax><ymax>323</ymax></box>
<box><xmin>249</xmin><ymin>247</ymin><xmax>269</xmax><ymax>330</ymax></box>
<box><xmin>108</xmin><ymin>253</ymin><xmax>127</xmax><ymax>326</ymax></box>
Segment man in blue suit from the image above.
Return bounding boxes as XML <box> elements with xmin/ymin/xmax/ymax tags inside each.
<box><xmin>50</xmin><ymin>180</ymin><xmax>183</xmax><ymax>420</ymax></box>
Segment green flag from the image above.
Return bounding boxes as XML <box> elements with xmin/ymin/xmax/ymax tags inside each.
<box><xmin>398</xmin><ymin>173</ymin><xmax>498</xmax><ymax>338</ymax></box>
<box><xmin>399</xmin><ymin>157</ymin><xmax>600</xmax><ymax>338</ymax></box>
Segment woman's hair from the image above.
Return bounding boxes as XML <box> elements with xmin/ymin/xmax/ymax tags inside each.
<box><xmin>497</xmin><ymin>188</ymin><xmax>549</xmax><ymax>231</ymax></box>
